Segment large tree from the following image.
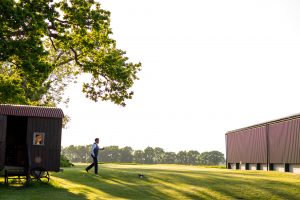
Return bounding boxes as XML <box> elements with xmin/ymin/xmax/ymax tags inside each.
<box><xmin>144</xmin><ymin>147</ymin><xmax>155</xmax><ymax>164</ymax></box>
<box><xmin>120</xmin><ymin>146</ymin><xmax>133</xmax><ymax>163</ymax></box>
<box><xmin>176</xmin><ymin>151</ymin><xmax>188</xmax><ymax>164</ymax></box>
<box><xmin>198</xmin><ymin>151</ymin><xmax>225</xmax><ymax>165</ymax></box>
<box><xmin>99</xmin><ymin>145</ymin><xmax>121</xmax><ymax>162</ymax></box>
<box><xmin>187</xmin><ymin>150</ymin><xmax>200</xmax><ymax>165</ymax></box>
<box><xmin>0</xmin><ymin>0</ymin><xmax>141</xmax><ymax>106</ymax></box>
<box><xmin>153</xmin><ymin>147</ymin><xmax>165</xmax><ymax>164</ymax></box>
<box><xmin>163</xmin><ymin>152</ymin><xmax>176</xmax><ymax>164</ymax></box>
<box><xmin>133</xmin><ymin>150</ymin><xmax>144</xmax><ymax>164</ymax></box>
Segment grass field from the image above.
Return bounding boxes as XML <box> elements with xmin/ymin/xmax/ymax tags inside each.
<box><xmin>1</xmin><ymin>163</ymin><xmax>300</xmax><ymax>200</ymax></box>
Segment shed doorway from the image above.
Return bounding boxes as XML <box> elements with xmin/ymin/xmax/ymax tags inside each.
<box><xmin>5</xmin><ymin>116</ymin><xmax>28</xmax><ymax>167</ymax></box>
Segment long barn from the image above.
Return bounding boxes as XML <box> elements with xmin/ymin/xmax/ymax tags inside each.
<box><xmin>226</xmin><ymin>114</ymin><xmax>300</xmax><ymax>173</ymax></box>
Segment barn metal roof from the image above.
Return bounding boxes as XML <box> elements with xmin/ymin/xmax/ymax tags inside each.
<box><xmin>226</xmin><ymin>113</ymin><xmax>300</xmax><ymax>135</ymax></box>
<box><xmin>0</xmin><ymin>104</ymin><xmax>64</xmax><ymax>118</ymax></box>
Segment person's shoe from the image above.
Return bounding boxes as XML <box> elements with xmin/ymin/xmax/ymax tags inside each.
<box><xmin>86</xmin><ymin>168</ymin><xmax>89</xmax><ymax>173</ymax></box>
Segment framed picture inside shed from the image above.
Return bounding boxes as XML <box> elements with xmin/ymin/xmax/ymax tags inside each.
<box><xmin>33</xmin><ymin>132</ymin><xmax>45</xmax><ymax>145</ymax></box>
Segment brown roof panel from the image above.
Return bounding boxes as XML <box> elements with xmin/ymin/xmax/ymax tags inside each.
<box><xmin>226</xmin><ymin>113</ymin><xmax>300</xmax><ymax>135</ymax></box>
<box><xmin>0</xmin><ymin>104</ymin><xmax>64</xmax><ymax>118</ymax></box>
<box><xmin>226</xmin><ymin>126</ymin><xmax>267</xmax><ymax>163</ymax></box>
<box><xmin>269</xmin><ymin>118</ymin><xmax>300</xmax><ymax>164</ymax></box>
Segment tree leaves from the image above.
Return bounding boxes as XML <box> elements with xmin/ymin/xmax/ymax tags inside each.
<box><xmin>62</xmin><ymin>145</ymin><xmax>225</xmax><ymax>165</ymax></box>
<box><xmin>0</xmin><ymin>0</ymin><xmax>141</xmax><ymax>107</ymax></box>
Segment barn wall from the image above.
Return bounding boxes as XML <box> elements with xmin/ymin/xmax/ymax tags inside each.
<box><xmin>226</xmin><ymin>115</ymin><xmax>300</xmax><ymax>173</ymax></box>
<box><xmin>249</xmin><ymin>164</ymin><xmax>256</xmax><ymax>170</ymax></box>
<box><xmin>273</xmin><ymin>164</ymin><xmax>285</xmax><ymax>172</ymax></box>
<box><xmin>0</xmin><ymin>115</ymin><xmax>7</xmax><ymax>168</ymax></box>
<box><xmin>27</xmin><ymin>117</ymin><xmax>62</xmax><ymax>172</ymax></box>
<box><xmin>269</xmin><ymin>119</ymin><xmax>300</xmax><ymax>164</ymax></box>
<box><xmin>226</xmin><ymin>126</ymin><xmax>267</xmax><ymax>163</ymax></box>
<box><xmin>241</xmin><ymin>164</ymin><xmax>246</xmax><ymax>170</ymax></box>
<box><xmin>229</xmin><ymin>163</ymin><xmax>236</xmax><ymax>169</ymax></box>
<box><xmin>290</xmin><ymin>164</ymin><xmax>300</xmax><ymax>174</ymax></box>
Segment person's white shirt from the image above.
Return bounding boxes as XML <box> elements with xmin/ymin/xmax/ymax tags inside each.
<box><xmin>91</xmin><ymin>143</ymin><xmax>98</xmax><ymax>157</ymax></box>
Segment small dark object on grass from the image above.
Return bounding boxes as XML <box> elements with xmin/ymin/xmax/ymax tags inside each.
<box><xmin>138</xmin><ymin>173</ymin><xmax>144</xmax><ymax>178</ymax></box>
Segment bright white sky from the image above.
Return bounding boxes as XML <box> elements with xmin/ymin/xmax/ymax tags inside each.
<box><xmin>60</xmin><ymin>0</ymin><xmax>300</xmax><ymax>153</ymax></box>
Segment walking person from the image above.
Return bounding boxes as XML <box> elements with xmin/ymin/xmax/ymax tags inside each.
<box><xmin>86</xmin><ymin>138</ymin><xmax>104</xmax><ymax>174</ymax></box>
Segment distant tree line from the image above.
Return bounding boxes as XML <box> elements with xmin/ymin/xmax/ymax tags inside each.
<box><xmin>61</xmin><ymin>145</ymin><xmax>225</xmax><ymax>166</ymax></box>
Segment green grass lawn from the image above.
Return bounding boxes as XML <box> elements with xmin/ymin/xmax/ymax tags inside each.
<box><xmin>1</xmin><ymin>164</ymin><xmax>300</xmax><ymax>199</ymax></box>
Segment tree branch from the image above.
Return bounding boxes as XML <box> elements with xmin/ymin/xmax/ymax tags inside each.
<box><xmin>11</xmin><ymin>30</ymin><xmax>26</xmax><ymax>37</ymax></box>
<box><xmin>56</xmin><ymin>58</ymin><xmax>74</xmax><ymax>66</ymax></box>
<box><xmin>7</xmin><ymin>61</ymin><xmax>19</xmax><ymax>68</ymax></box>
<box><xmin>54</xmin><ymin>17</ymin><xmax>93</xmax><ymax>28</ymax></box>
<box><xmin>55</xmin><ymin>51</ymin><xmax>64</xmax><ymax>62</ymax></box>
<box><xmin>49</xmin><ymin>33</ymin><xmax>59</xmax><ymax>38</ymax></box>
<box><xmin>48</xmin><ymin>29</ymin><xmax>57</xmax><ymax>51</ymax></box>
<box><xmin>70</xmin><ymin>47</ymin><xmax>83</xmax><ymax>67</ymax></box>
<box><xmin>54</xmin><ymin>18</ymin><xmax>69</xmax><ymax>24</ymax></box>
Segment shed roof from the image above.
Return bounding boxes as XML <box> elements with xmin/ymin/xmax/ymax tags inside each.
<box><xmin>0</xmin><ymin>104</ymin><xmax>64</xmax><ymax>118</ymax></box>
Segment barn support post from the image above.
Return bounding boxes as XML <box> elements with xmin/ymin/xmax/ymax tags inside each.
<box><xmin>266</xmin><ymin>124</ymin><xmax>269</xmax><ymax>171</ymax></box>
<box><xmin>225</xmin><ymin>134</ymin><xmax>228</xmax><ymax>169</ymax></box>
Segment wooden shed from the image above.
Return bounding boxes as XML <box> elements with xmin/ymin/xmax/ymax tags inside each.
<box><xmin>0</xmin><ymin>104</ymin><xmax>64</xmax><ymax>175</ymax></box>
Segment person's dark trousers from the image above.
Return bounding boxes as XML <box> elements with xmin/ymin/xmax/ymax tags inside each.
<box><xmin>86</xmin><ymin>155</ymin><xmax>98</xmax><ymax>174</ymax></box>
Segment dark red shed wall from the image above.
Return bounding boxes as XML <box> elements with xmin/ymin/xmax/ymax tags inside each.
<box><xmin>269</xmin><ymin>119</ymin><xmax>300</xmax><ymax>163</ymax></box>
<box><xmin>27</xmin><ymin>117</ymin><xmax>62</xmax><ymax>172</ymax></box>
<box><xmin>0</xmin><ymin>115</ymin><xmax>7</xmax><ymax>167</ymax></box>
<box><xmin>227</xmin><ymin>126</ymin><xmax>267</xmax><ymax>163</ymax></box>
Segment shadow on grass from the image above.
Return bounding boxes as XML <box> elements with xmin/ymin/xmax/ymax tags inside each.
<box><xmin>56</xmin><ymin>171</ymin><xmax>174</xmax><ymax>200</ymax></box>
<box><xmin>2</xmin><ymin>165</ymin><xmax>294</xmax><ymax>199</ymax></box>
<box><xmin>139</xmin><ymin>168</ymin><xmax>300</xmax><ymax>199</ymax></box>
<box><xmin>69</xmin><ymin>165</ymin><xmax>300</xmax><ymax>199</ymax></box>
<box><xmin>0</xmin><ymin>179</ymin><xmax>87</xmax><ymax>200</ymax></box>
<box><xmin>60</xmin><ymin>167</ymin><xmax>217</xmax><ymax>199</ymax></box>
<box><xmin>155</xmin><ymin>171</ymin><xmax>300</xmax><ymax>199</ymax></box>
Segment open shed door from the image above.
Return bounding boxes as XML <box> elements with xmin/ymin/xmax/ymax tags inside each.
<box><xmin>0</xmin><ymin>115</ymin><xmax>7</xmax><ymax>168</ymax></box>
